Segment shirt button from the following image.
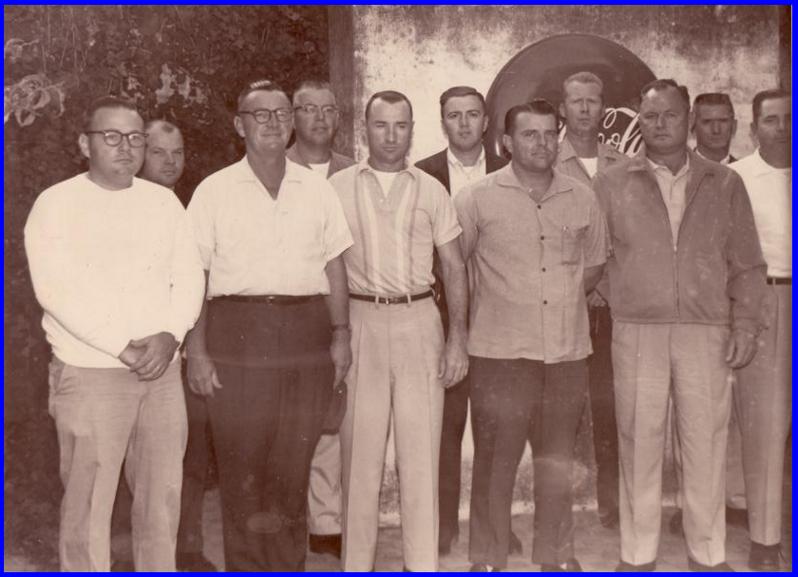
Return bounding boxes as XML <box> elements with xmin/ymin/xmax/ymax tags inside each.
<box><xmin>537</xmin><ymin>204</ymin><xmax>542</xmax><ymax>209</ymax></box>
<box><xmin>543</xmin><ymin>300</ymin><xmax>548</xmax><ymax>305</ymax></box>
<box><xmin>540</xmin><ymin>235</ymin><xmax>545</xmax><ymax>241</ymax></box>
<box><xmin>542</xmin><ymin>267</ymin><xmax>546</xmax><ymax>272</ymax></box>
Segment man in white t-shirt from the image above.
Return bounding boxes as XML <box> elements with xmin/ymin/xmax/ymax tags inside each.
<box><xmin>286</xmin><ymin>79</ymin><xmax>355</xmax><ymax>560</ymax></box>
<box><xmin>24</xmin><ymin>96</ymin><xmax>205</xmax><ymax>572</ymax></box>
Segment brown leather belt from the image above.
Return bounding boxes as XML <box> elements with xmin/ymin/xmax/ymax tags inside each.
<box><xmin>214</xmin><ymin>294</ymin><xmax>323</xmax><ymax>305</ymax></box>
<box><xmin>766</xmin><ymin>277</ymin><xmax>791</xmax><ymax>286</ymax></box>
<box><xmin>349</xmin><ymin>290</ymin><xmax>434</xmax><ymax>305</ymax></box>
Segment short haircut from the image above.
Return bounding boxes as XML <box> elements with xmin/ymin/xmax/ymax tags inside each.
<box><xmin>640</xmin><ymin>79</ymin><xmax>690</xmax><ymax>111</ymax></box>
<box><xmin>292</xmin><ymin>79</ymin><xmax>334</xmax><ymax>105</ymax></box>
<box><xmin>752</xmin><ymin>88</ymin><xmax>789</xmax><ymax>124</ymax></box>
<box><xmin>237</xmin><ymin>79</ymin><xmax>288</xmax><ymax>109</ymax></box>
<box><xmin>144</xmin><ymin>119</ymin><xmax>181</xmax><ymax>135</ymax></box>
<box><xmin>562</xmin><ymin>71</ymin><xmax>604</xmax><ymax>97</ymax></box>
<box><xmin>83</xmin><ymin>95</ymin><xmax>138</xmax><ymax>132</ymax></box>
<box><xmin>365</xmin><ymin>90</ymin><xmax>413</xmax><ymax>121</ymax></box>
<box><xmin>439</xmin><ymin>86</ymin><xmax>486</xmax><ymax>117</ymax></box>
<box><xmin>504</xmin><ymin>98</ymin><xmax>558</xmax><ymax>135</ymax></box>
<box><xmin>693</xmin><ymin>92</ymin><xmax>735</xmax><ymax>116</ymax></box>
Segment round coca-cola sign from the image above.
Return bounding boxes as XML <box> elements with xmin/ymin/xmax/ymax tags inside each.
<box><xmin>485</xmin><ymin>34</ymin><xmax>656</xmax><ymax>158</ymax></box>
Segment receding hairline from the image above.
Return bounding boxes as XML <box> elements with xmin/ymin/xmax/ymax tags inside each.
<box><xmin>84</xmin><ymin>102</ymin><xmax>142</xmax><ymax>132</ymax></box>
<box><xmin>292</xmin><ymin>81</ymin><xmax>336</xmax><ymax>105</ymax></box>
<box><xmin>144</xmin><ymin>119</ymin><xmax>183</xmax><ymax>137</ymax></box>
<box><xmin>562</xmin><ymin>72</ymin><xmax>604</xmax><ymax>97</ymax></box>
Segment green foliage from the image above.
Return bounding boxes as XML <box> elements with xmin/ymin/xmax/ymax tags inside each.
<box><xmin>4</xmin><ymin>6</ymin><xmax>329</xmax><ymax>565</ymax></box>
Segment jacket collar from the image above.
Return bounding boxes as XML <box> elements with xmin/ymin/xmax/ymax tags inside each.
<box><xmin>495</xmin><ymin>163</ymin><xmax>574</xmax><ymax>201</ymax></box>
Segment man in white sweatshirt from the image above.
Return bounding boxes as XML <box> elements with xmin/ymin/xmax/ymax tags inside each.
<box><xmin>24</xmin><ymin>95</ymin><xmax>205</xmax><ymax>572</ymax></box>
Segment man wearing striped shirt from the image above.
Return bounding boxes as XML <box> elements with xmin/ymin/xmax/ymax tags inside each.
<box><xmin>329</xmin><ymin>90</ymin><xmax>469</xmax><ymax>572</ymax></box>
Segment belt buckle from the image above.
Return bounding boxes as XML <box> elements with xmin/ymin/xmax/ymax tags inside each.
<box><xmin>405</xmin><ymin>293</ymin><xmax>412</xmax><ymax>307</ymax></box>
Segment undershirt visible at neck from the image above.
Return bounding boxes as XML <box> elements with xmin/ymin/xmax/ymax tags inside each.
<box><xmin>308</xmin><ymin>161</ymin><xmax>331</xmax><ymax>176</ymax></box>
<box><xmin>372</xmin><ymin>169</ymin><xmax>399</xmax><ymax>197</ymax></box>
<box><xmin>580</xmin><ymin>157</ymin><xmax>598</xmax><ymax>178</ymax></box>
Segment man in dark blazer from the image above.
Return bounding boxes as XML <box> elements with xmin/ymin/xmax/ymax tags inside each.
<box><xmin>415</xmin><ymin>85</ymin><xmax>516</xmax><ymax>556</ymax></box>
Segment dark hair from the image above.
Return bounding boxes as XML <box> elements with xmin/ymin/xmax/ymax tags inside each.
<box><xmin>83</xmin><ymin>95</ymin><xmax>139</xmax><ymax>132</ymax></box>
<box><xmin>752</xmin><ymin>88</ymin><xmax>789</xmax><ymax>125</ymax></box>
<box><xmin>439</xmin><ymin>86</ymin><xmax>486</xmax><ymax>117</ymax></box>
<box><xmin>237</xmin><ymin>79</ymin><xmax>288</xmax><ymax>109</ymax></box>
<box><xmin>365</xmin><ymin>90</ymin><xmax>413</xmax><ymax>121</ymax></box>
<box><xmin>693</xmin><ymin>92</ymin><xmax>734</xmax><ymax>116</ymax></box>
<box><xmin>504</xmin><ymin>98</ymin><xmax>558</xmax><ymax>135</ymax></box>
<box><xmin>640</xmin><ymin>79</ymin><xmax>690</xmax><ymax>111</ymax></box>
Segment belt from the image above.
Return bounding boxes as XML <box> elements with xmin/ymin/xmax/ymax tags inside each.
<box><xmin>213</xmin><ymin>294</ymin><xmax>322</xmax><ymax>305</ymax></box>
<box><xmin>767</xmin><ymin>277</ymin><xmax>791</xmax><ymax>286</ymax></box>
<box><xmin>349</xmin><ymin>290</ymin><xmax>433</xmax><ymax>305</ymax></box>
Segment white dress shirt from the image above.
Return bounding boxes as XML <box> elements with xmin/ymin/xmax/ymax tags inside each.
<box><xmin>648</xmin><ymin>156</ymin><xmax>691</xmax><ymax>248</ymax></box>
<box><xmin>731</xmin><ymin>150</ymin><xmax>792</xmax><ymax>277</ymax></box>
<box><xmin>24</xmin><ymin>174</ymin><xmax>205</xmax><ymax>368</ymax></box>
<box><xmin>447</xmin><ymin>147</ymin><xmax>487</xmax><ymax>199</ymax></box>
<box><xmin>188</xmin><ymin>157</ymin><xmax>353</xmax><ymax>297</ymax></box>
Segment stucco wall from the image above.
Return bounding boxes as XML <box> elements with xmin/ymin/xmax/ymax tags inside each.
<box><xmin>328</xmin><ymin>5</ymin><xmax>787</xmax><ymax>521</ymax></box>
<box><xmin>337</xmin><ymin>5</ymin><xmax>785</xmax><ymax>163</ymax></box>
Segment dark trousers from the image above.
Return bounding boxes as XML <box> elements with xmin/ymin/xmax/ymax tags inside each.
<box><xmin>469</xmin><ymin>357</ymin><xmax>587</xmax><ymax>568</ymax></box>
<box><xmin>587</xmin><ymin>305</ymin><xmax>619</xmax><ymax>515</ymax></box>
<box><xmin>206</xmin><ymin>297</ymin><xmax>333</xmax><ymax>572</ymax></box>
<box><xmin>177</xmin><ymin>376</ymin><xmax>213</xmax><ymax>555</ymax></box>
<box><xmin>438</xmin><ymin>375</ymin><xmax>469</xmax><ymax>545</ymax></box>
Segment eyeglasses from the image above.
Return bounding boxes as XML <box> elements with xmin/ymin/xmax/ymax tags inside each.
<box><xmin>84</xmin><ymin>130</ymin><xmax>148</xmax><ymax>148</ymax></box>
<box><xmin>294</xmin><ymin>104</ymin><xmax>339</xmax><ymax>116</ymax></box>
<box><xmin>237</xmin><ymin>108</ymin><xmax>293</xmax><ymax>124</ymax></box>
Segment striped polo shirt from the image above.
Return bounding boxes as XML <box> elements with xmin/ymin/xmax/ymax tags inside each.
<box><xmin>330</xmin><ymin>160</ymin><xmax>462</xmax><ymax>296</ymax></box>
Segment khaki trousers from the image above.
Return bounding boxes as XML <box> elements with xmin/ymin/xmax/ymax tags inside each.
<box><xmin>49</xmin><ymin>358</ymin><xmax>187</xmax><ymax>572</ymax></box>
<box><xmin>613</xmin><ymin>322</ymin><xmax>731</xmax><ymax>566</ymax></box>
<box><xmin>307</xmin><ymin>432</ymin><xmax>343</xmax><ymax>535</ymax></box>
<box><xmin>340</xmin><ymin>298</ymin><xmax>444</xmax><ymax>572</ymax></box>
<box><xmin>735</xmin><ymin>283</ymin><xmax>791</xmax><ymax>545</ymax></box>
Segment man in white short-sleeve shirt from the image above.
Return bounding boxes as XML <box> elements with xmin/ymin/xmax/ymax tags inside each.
<box><xmin>185</xmin><ymin>79</ymin><xmax>353</xmax><ymax>571</ymax></box>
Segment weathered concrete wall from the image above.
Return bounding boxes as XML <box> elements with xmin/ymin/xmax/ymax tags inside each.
<box><xmin>328</xmin><ymin>5</ymin><xmax>787</xmax><ymax>521</ymax></box>
<box><xmin>335</xmin><ymin>5</ymin><xmax>785</xmax><ymax>163</ymax></box>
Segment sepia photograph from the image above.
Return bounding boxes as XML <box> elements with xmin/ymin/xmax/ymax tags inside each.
<box><xmin>4</xmin><ymin>4</ymin><xmax>791</xmax><ymax>572</ymax></box>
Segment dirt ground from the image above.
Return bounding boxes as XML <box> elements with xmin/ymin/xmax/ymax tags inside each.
<box><xmin>4</xmin><ymin>405</ymin><xmax>792</xmax><ymax>572</ymax></box>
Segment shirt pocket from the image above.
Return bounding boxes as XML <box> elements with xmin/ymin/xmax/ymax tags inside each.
<box><xmin>561</xmin><ymin>223</ymin><xmax>588</xmax><ymax>265</ymax></box>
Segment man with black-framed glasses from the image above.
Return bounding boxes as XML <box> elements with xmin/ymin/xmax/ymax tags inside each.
<box><xmin>24</xmin><ymin>95</ymin><xmax>205</xmax><ymax>571</ymax></box>
<box><xmin>186</xmin><ymin>79</ymin><xmax>353</xmax><ymax>571</ymax></box>
<box><xmin>286</xmin><ymin>79</ymin><xmax>355</xmax><ymax>561</ymax></box>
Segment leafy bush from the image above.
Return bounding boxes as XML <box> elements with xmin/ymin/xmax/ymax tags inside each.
<box><xmin>4</xmin><ymin>6</ymin><xmax>329</xmax><ymax>566</ymax></box>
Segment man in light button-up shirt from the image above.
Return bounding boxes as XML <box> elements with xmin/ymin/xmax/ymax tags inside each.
<box><xmin>24</xmin><ymin>96</ymin><xmax>205</xmax><ymax>572</ymax></box>
<box><xmin>456</xmin><ymin>99</ymin><xmax>607</xmax><ymax>572</ymax></box>
<box><xmin>330</xmin><ymin>90</ymin><xmax>469</xmax><ymax>572</ymax></box>
<box><xmin>185</xmin><ymin>79</ymin><xmax>353</xmax><ymax>571</ymax></box>
<box><xmin>730</xmin><ymin>88</ymin><xmax>791</xmax><ymax>572</ymax></box>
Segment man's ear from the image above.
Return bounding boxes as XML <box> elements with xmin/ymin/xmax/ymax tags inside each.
<box><xmin>688</xmin><ymin>109</ymin><xmax>696</xmax><ymax>134</ymax></box>
<box><xmin>731</xmin><ymin>118</ymin><xmax>738</xmax><ymax>139</ymax></box>
<box><xmin>481</xmin><ymin>114</ymin><xmax>489</xmax><ymax>135</ymax></box>
<box><xmin>502</xmin><ymin>133</ymin><xmax>513</xmax><ymax>157</ymax></box>
<box><xmin>78</xmin><ymin>133</ymin><xmax>90</xmax><ymax>159</ymax></box>
<box><xmin>234</xmin><ymin>115</ymin><xmax>245</xmax><ymax>139</ymax></box>
<box><xmin>749</xmin><ymin>121</ymin><xmax>758</xmax><ymax>147</ymax></box>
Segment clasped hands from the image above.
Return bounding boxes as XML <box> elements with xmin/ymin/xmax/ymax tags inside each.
<box><xmin>118</xmin><ymin>331</ymin><xmax>179</xmax><ymax>381</ymax></box>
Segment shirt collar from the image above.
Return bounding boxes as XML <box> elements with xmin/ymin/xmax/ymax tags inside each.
<box><xmin>357</xmin><ymin>157</ymin><xmax>417</xmax><ymax>180</ymax></box>
<box><xmin>694</xmin><ymin>146</ymin><xmax>732</xmax><ymax>165</ymax></box>
<box><xmin>446</xmin><ymin>146</ymin><xmax>485</xmax><ymax>169</ymax></box>
<box><xmin>495</xmin><ymin>163</ymin><xmax>574</xmax><ymax>199</ymax></box>
<box><xmin>233</xmin><ymin>155</ymin><xmax>302</xmax><ymax>184</ymax></box>
<box><xmin>750</xmin><ymin>148</ymin><xmax>788</xmax><ymax>176</ymax></box>
<box><xmin>646</xmin><ymin>153</ymin><xmax>691</xmax><ymax>178</ymax></box>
